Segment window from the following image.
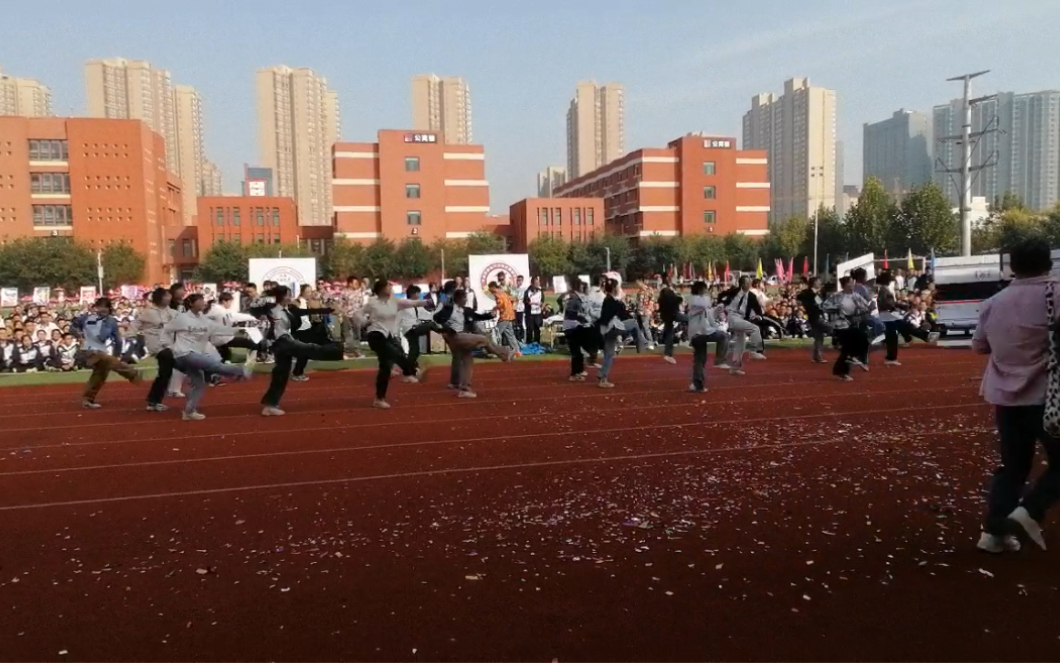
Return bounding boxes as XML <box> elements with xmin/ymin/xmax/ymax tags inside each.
<box><xmin>406</xmin><ymin>184</ymin><xmax>421</xmax><ymax>199</ymax></box>
<box><xmin>406</xmin><ymin>211</ymin><xmax>422</xmax><ymax>225</ymax></box>
<box><xmin>272</xmin><ymin>209</ymin><xmax>280</xmax><ymax>226</ymax></box>
<box><xmin>232</xmin><ymin>233</ymin><xmax>241</xmax><ymax>242</ymax></box>
<box><xmin>273</xmin><ymin>237</ymin><xmax>281</xmax><ymax>244</ymax></box>
<box><xmin>167</xmin><ymin>239</ymin><xmax>175</xmax><ymax>257</ymax></box>
<box><xmin>554</xmin><ymin>208</ymin><xmax>562</xmax><ymax>226</ymax></box>
<box><xmin>215</xmin><ymin>208</ymin><xmax>225</xmax><ymax>226</ymax></box>
<box><xmin>587</xmin><ymin>208</ymin><xmax>594</xmax><ymax>225</ymax></box>
<box><xmin>30</xmin><ymin>172</ymin><xmax>70</xmax><ymax>194</ymax></box>
<box><xmin>703</xmin><ymin>210</ymin><xmax>716</xmax><ymax>224</ymax></box>
<box><xmin>256</xmin><ymin>234</ymin><xmax>265</xmax><ymax>244</ymax></box>
<box><xmin>704</xmin><ymin>186</ymin><xmax>716</xmax><ymax>199</ymax></box>
<box><xmin>232</xmin><ymin>208</ymin><xmax>240</xmax><ymax>226</ymax></box>
<box><xmin>539</xmin><ymin>208</ymin><xmax>548</xmax><ymax>226</ymax></box>
<box><xmin>574</xmin><ymin>208</ymin><xmax>581</xmax><ymax>225</ymax></box>
<box><xmin>405</xmin><ymin>157</ymin><xmax>420</xmax><ymax>172</ymax></box>
<box><xmin>703</xmin><ymin>161</ymin><xmax>716</xmax><ymax>176</ymax></box>
<box><xmin>32</xmin><ymin>204</ymin><xmax>72</xmax><ymax>227</ymax></box>
<box><xmin>181</xmin><ymin>239</ymin><xmax>193</xmax><ymax>257</ymax></box>
<box><xmin>255</xmin><ymin>208</ymin><xmax>265</xmax><ymax>226</ymax></box>
<box><xmin>28</xmin><ymin>139</ymin><xmax>68</xmax><ymax>161</ymax></box>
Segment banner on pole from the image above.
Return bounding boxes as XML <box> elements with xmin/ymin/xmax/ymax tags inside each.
<box><xmin>79</xmin><ymin>286</ymin><xmax>97</xmax><ymax>305</ymax></box>
<box><xmin>33</xmin><ymin>287</ymin><xmax>50</xmax><ymax>304</ymax></box>
<box><xmin>0</xmin><ymin>288</ymin><xmax>18</xmax><ymax>307</ymax></box>
<box><xmin>467</xmin><ymin>253</ymin><xmax>530</xmax><ymax>312</ymax></box>
<box><xmin>248</xmin><ymin>258</ymin><xmax>317</xmax><ymax>294</ymax></box>
<box><xmin>836</xmin><ymin>253</ymin><xmax>876</xmax><ymax>281</ymax></box>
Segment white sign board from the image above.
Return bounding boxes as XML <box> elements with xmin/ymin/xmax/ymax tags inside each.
<box><xmin>467</xmin><ymin>253</ymin><xmax>530</xmax><ymax>313</ymax></box>
<box><xmin>248</xmin><ymin>258</ymin><xmax>317</xmax><ymax>294</ymax></box>
<box><xmin>836</xmin><ymin>253</ymin><xmax>876</xmax><ymax>281</ymax></box>
<box><xmin>0</xmin><ymin>288</ymin><xmax>18</xmax><ymax>307</ymax></box>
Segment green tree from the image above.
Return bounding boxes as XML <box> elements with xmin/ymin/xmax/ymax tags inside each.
<box><xmin>360</xmin><ymin>238</ymin><xmax>397</xmax><ymax>280</ymax></box>
<box><xmin>431</xmin><ymin>238</ymin><xmax>469</xmax><ymax>278</ymax></box>
<box><xmin>0</xmin><ymin>237</ymin><xmax>95</xmax><ymax>291</ymax></box>
<box><xmin>993</xmin><ymin>191</ymin><xmax>1026</xmax><ymax>213</ymax></box>
<box><xmin>244</xmin><ymin>242</ymin><xmax>313</xmax><ymax>259</ymax></box>
<box><xmin>100</xmin><ymin>242</ymin><xmax>146</xmax><ymax>288</ymax></box>
<box><xmin>592</xmin><ymin>233</ymin><xmax>632</xmax><ymax>274</ymax></box>
<box><xmin>628</xmin><ymin>236</ymin><xmax>681</xmax><ymax>278</ymax></box>
<box><xmin>466</xmin><ymin>231</ymin><xmax>506</xmax><ymax>255</ymax></box>
<box><xmin>324</xmin><ymin>240</ymin><xmax>366</xmax><ymax>280</ymax></box>
<box><xmin>685</xmin><ymin>234</ymin><xmax>726</xmax><ymax>272</ymax></box>
<box><xmin>805</xmin><ymin>207</ymin><xmax>846</xmax><ymax>271</ymax></box>
<box><xmin>528</xmin><ymin>236</ymin><xmax>571</xmax><ymax>279</ymax></box>
<box><xmin>764</xmin><ymin>216</ymin><xmax>809</xmax><ymax>261</ymax></box>
<box><xmin>392</xmin><ymin>238</ymin><xmax>433</xmax><ymax>279</ymax></box>
<box><xmin>893</xmin><ymin>182</ymin><xmax>958</xmax><ymax>255</ymax></box>
<box><xmin>843</xmin><ymin>177</ymin><xmax>896</xmax><ymax>255</ymax></box>
<box><xmin>722</xmin><ymin>233</ymin><xmax>760</xmax><ymax>271</ymax></box>
<box><xmin>996</xmin><ymin>209</ymin><xmax>1048</xmax><ymax>249</ymax></box>
<box><xmin>194</xmin><ymin>240</ymin><xmax>249</xmax><ymax>282</ymax></box>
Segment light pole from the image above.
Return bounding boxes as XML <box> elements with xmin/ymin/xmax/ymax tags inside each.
<box><xmin>813</xmin><ymin>212</ymin><xmax>819</xmax><ymax>275</ymax></box>
<box><xmin>605</xmin><ymin>247</ymin><xmax>611</xmax><ymax>272</ymax></box>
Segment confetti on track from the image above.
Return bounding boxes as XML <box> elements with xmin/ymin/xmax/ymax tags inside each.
<box><xmin>1</xmin><ymin>348</ymin><xmax>1058</xmax><ymax>661</ymax></box>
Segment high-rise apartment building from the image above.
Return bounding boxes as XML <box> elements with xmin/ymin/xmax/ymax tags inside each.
<box><xmin>85</xmin><ymin>59</ymin><xmax>179</xmax><ymax>174</ymax></box>
<box><xmin>202</xmin><ymin>160</ymin><xmax>223</xmax><ymax>195</ymax></box>
<box><xmin>742</xmin><ymin>77</ymin><xmax>837</xmax><ymax>221</ymax></box>
<box><xmin>256</xmin><ymin>65</ymin><xmax>340</xmax><ymax>226</ymax></box>
<box><xmin>863</xmin><ymin>109</ymin><xmax>933</xmax><ymax>196</ymax></box>
<box><xmin>566</xmin><ymin>81</ymin><xmax>625</xmax><ymax>179</ymax></box>
<box><xmin>411</xmin><ymin>74</ymin><xmax>473</xmax><ymax>145</ymax></box>
<box><xmin>0</xmin><ymin>66</ymin><xmax>52</xmax><ymax>117</ymax></box>
<box><xmin>934</xmin><ymin>90</ymin><xmax>1060</xmax><ymax>211</ymax></box>
<box><xmin>173</xmin><ymin>85</ymin><xmax>205</xmax><ymax>223</ymax></box>
<box><xmin>537</xmin><ymin>166</ymin><xmax>568</xmax><ymax>198</ymax></box>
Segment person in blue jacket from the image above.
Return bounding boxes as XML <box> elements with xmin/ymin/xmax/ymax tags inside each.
<box><xmin>72</xmin><ymin>297</ymin><xmax>141</xmax><ymax>408</ymax></box>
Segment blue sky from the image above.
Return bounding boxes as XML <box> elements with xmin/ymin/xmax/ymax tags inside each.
<box><xmin>1</xmin><ymin>0</ymin><xmax>1055</xmax><ymax>213</ymax></box>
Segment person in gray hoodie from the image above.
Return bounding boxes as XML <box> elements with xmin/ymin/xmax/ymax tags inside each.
<box><xmin>134</xmin><ymin>287</ymin><xmax>177</xmax><ymax>411</ymax></box>
<box><xmin>687</xmin><ymin>281</ymin><xmax>730</xmax><ymax>392</ymax></box>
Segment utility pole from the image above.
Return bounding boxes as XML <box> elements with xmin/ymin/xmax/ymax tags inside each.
<box><xmin>936</xmin><ymin>70</ymin><xmax>998</xmax><ymax>256</ymax></box>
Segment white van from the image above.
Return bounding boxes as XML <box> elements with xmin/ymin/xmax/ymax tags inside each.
<box><xmin>932</xmin><ymin>254</ymin><xmax>1006</xmax><ymax>338</ymax></box>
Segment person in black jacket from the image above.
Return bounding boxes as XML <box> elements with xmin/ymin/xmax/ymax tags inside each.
<box><xmin>876</xmin><ymin>271</ymin><xmax>939</xmax><ymax>365</ymax></box>
<box><xmin>434</xmin><ymin>288</ymin><xmax>512</xmax><ymax>397</ymax></box>
<box><xmin>657</xmin><ymin>276</ymin><xmax>684</xmax><ymax>363</ymax></box>
<box><xmin>796</xmin><ymin>276</ymin><xmax>831</xmax><ymax>363</ymax></box>
<box><xmin>597</xmin><ymin>278</ymin><xmax>644</xmax><ymax>388</ymax></box>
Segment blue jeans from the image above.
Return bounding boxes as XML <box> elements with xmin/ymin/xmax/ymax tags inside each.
<box><xmin>174</xmin><ymin>352</ymin><xmax>245</xmax><ymax>413</ymax></box>
<box><xmin>598</xmin><ymin>320</ymin><xmax>644</xmax><ymax>380</ymax></box>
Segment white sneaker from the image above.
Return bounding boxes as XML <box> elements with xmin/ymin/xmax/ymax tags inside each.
<box><xmin>182</xmin><ymin>411</ymin><xmax>206</xmax><ymax>421</ymax></box>
<box><xmin>849</xmin><ymin>358</ymin><xmax>869</xmax><ymax>372</ymax></box>
<box><xmin>261</xmin><ymin>406</ymin><xmax>286</xmax><ymax>417</ymax></box>
<box><xmin>871</xmin><ymin>334</ymin><xmax>886</xmax><ymax>345</ymax></box>
<box><xmin>837</xmin><ymin>374</ymin><xmax>854</xmax><ymax>382</ymax></box>
<box><xmin>402</xmin><ymin>375</ymin><xmax>420</xmax><ymax>383</ymax></box>
<box><xmin>598</xmin><ymin>380</ymin><xmax>615</xmax><ymax>389</ymax></box>
<box><xmin>927</xmin><ymin>332</ymin><xmax>941</xmax><ymax>344</ymax></box>
<box><xmin>729</xmin><ymin>368</ymin><xmax>745</xmax><ymax>376</ymax></box>
<box><xmin>714</xmin><ymin>363</ymin><xmax>731</xmax><ymax>370</ymax></box>
<box><xmin>457</xmin><ymin>390</ymin><xmax>477</xmax><ymax>399</ymax></box>
<box><xmin>373</xmin><ymin>399</ymin><xmax>391</xmax><ymax>409</ymax></box>
<box><xmin>884</xmin><ymin>360</ymin><xmax>901</xmax><ymax>367</ymax></box>
<box><xmin>1009</xmin><ymin>506</ymin><xmax>1047</xmax><ymax>550</ymax></box>
<box><xmin>688</xmin><ymin>384</ymin><xmax>707</xmax><ymax>393</ymax></box>
<box><xmin>291</xmin><ymin>375</ymin><xmax>309</xmax><ymax>382</ymax></box>
<box><xmin>976</xmin><ymin>532</ymin><xmax>1021</xmax><ymax>554</ymax></box>
<box><xmin>146</xmin><ymin>403</ymin><xmax>169</xmax><ymax>412</ymax></box>
<box><xmin>82</xmin><ymin>400</ymin><xmax>102</xmax><ymax>410</ymax></box>
<box><xmin>663</xmin><ymin>356</ymin><xmax>677</xmax><ymax>365</ymax></box>
<box><xmin>167</xmin><ymin>391</ymin><xmax>185</xmax><ymax>399</ymax></box>
<box><xmin>569</xmin><ymin>375</ymin><xmax>585</xmax><ymax>382</ymax></box>
<box><xmin>749</xmin><ymin>352</ymin><xmax>767</xmax><ymax>360</ymax></box>
<box><xmin>242</xmin><ymin>366</ymin><xmax>254</xmax><ymax>380</ymax></box>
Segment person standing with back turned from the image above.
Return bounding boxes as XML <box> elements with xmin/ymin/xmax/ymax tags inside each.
<box><xmin>974</xmin><ymin>238</ymin><xmax>1060</xmax><ymax>553</ymax></box>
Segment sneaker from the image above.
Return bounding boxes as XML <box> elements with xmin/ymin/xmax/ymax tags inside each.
<box><xmin>663</xmin><ymin>356</ymin><xmax>677</xmax><ymax>365</ymax></box>
<box><xmin>182</xmin><ymin>411</ymin><xmax>206</xmax><ymax>421</ymax></box>
<box><xmin>292</xmin><ymin>375</ymin><xmax>309</xmax><ymax>382</ymax></box>
<box><xmin>242</xmin><ymin>366</ymin><xmax>254</xmax><ymax>381</ymax></box>
<box><xmin>167</xmin><ymin>391</ymin><xmax>186</xmax><ymax>399</ymax></box>
<box><xmin>729</xmin><ymin>368</ymin><xmax>745</xmax><ymax>376</ymax></box>
<box><xmin>569</xmin><ymin>374</ymin><xmax>585</xmax><ymax>382</ymax></box>
<box><xmin>813</xmin><ymin>358</ymin><xmax>829</xmax><ymax>364</ymax></box>
<box><xmin>871</xmin><ymin>334</ymin><xmax>886</xmax><ymax>345</ymax></box>
<box><xmin>688</xmin><ymin>384</ymin><xmax>707</xmax><ymax>393</ymax></box>
<box><xmin>402</xmin><ymin>375</ymin><xmax>420</xmax><ymax>384</ymax></box>
<box><xmin>1008</xmin><ymin>506</ymin><xmax>1047</xmax><ymax>550</ymax></box>
<box><xmin>146</xmin><ymin>402</ymin><xmax>169</xmax><ymax>412</ymax></box>
<box><xmin>457</xmin><ymin>390</ymin><xmax>478</xmax><ymax>399</ymax></box>
<box><xmin>82</xmin><ymin>399</ymin><xmax>102</xmax><ymax>410</ymax></box>
<box><xmin>836</xmin><ymin>374</ymin><xmax>854</xmax><ymax>382</ymax></box>
<box><xmin>927</xmin><ymin>332</ymin><xmax>941</xmax><ymax>344</ymax></box>
<box><xmin>749</xmin><ymin>352</ymin><xmax>767</xmax><ymax>360</ymax></box>
<box><xmin>849</xmin><ymin>358</ymin><xmax>869</xmax><ymax>372</ymax></box>
<box><xmin>447</xmin><ymin>383</ymin><xmax>459</xmax><ymax>390</ymax></box>
<box><xmin>261</xmin><ymin>406</ymin><xmax>286</xmax><ymax>417</ymax></box>
<box><xmin>373</xmin><ymin>399</ymin><xmax>391</xmax><ymax>410</ymax></box>
<box><xmin>714</xmin><ymin>363</ymin><xmax>732</xmax><ymax>370</ymax></box>
<box><xmin>884</xmin><ymin>360</ymin><xmax>902</xmax><ymax>367</ymax></box>
<box><xmin>976</xmin><ymin>532</ymin><xmax>1022</xmax><ymax>554</ymax></box>
<box><xmin>598</xmin><ymin>380</ymin><xmax>615</xmax><ymax>389</ymax></box>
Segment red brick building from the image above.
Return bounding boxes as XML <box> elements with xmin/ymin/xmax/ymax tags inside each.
<box><xmin>0</xmin><ymin>116</ymin><xmax>182</xmax><ymax>284</ymax></box>
<box><xmin>195</xmin><ymin>196</ymin><xmax>299</xmax><ymax>251</ymax></box>
<box><xmin>332</xmin><ymin>130</ymin><xmax>493</xmax><ymax>243</ymax></box>
<box><xmin>508</xmin><ymin>198</ymin><xmax>605</xmax><ymax>252</ymax></box>
<box><xmin>553</xmin><ymin>134</ymin><xmax>770</xmax><ymax>239</ymax></box>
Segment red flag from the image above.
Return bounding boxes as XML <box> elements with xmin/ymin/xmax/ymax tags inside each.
<box><xmin>803</xmin><ymin>256</ymin><xmax>809</xmax><ymax>275</ymax></box>
<box><xmin>787</xmin><ymin>257</ymin><xmax>794</xmax><ymax>282</ymax></box>
<box><xmin>724</xmin><ymin>261</ymin><xmax>731</xmax><ymax>283</ymax></box>
<box><xmin>883</xmin><ymin>250</ymin><xmax>889</xmax><ymax>270</ymax></box>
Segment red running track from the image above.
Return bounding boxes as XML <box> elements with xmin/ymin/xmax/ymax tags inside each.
<box><xmin>0</xmin><ymin>348</ymin><xmax>1058</xmax><ymax>662</ymax></box>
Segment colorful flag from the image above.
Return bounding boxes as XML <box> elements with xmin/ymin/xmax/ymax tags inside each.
<box><xmin>906</xmin><ymin>248</ymin><xmax>915</xmax><ymax>271</ymax></box>
<box><xmin>787</xmin><ymin>257</ymin><xmax>794</xmax><ymax>282</ymax></box>
<box><xmin>802</xmin><ymin>256</ymin><xmax>809</xmax><ymax>276</ymax></box>
<box><xmin>775</xmin><ymin>258</ymin><xmax>785</xmax><ymax>282</ymax></box>
<box><xmin>755</xmin><ymin>258</ymin><xmax>764</xmax><ymax>279</ymax></box>
<box><xmin>724</xmin><ymin>261</ymin><xmax>731</xmax><ymax>283</ymax></box>
<box><xmin>883</xmin><ymin>249</ymin><xmax>889</xmax><ymax>270</ymax></box>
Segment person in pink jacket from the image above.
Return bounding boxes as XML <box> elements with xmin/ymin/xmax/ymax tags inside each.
<box><xmin>973</xmin><ymin>238</ymin><xmax>1060</xmax><ymax>553</ymax></box>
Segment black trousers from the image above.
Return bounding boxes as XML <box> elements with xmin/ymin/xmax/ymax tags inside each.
<box><xmin>293</xmin><ymin>324</ymin><xmax>330</xmax><ymax>376</ymax></box>
<box><xmin>566</xmin><ymin>326</ymin><xmax>587</xmax><ymax>376</ymax></box>
<box><xmin>833</xmin><ymin>327</ymin><xmax>868</xmax><ymax>377</ymax></box>
<box><xmin>525</xmin><ymin>313</ymin><xmax>543</xmax><ymax>345</ymax></box>
<box><xmin>147</xmin><ymin>348</ymin><xmax>174</xmax><ymax>405</ymax></box>
<box><xmin>883</xmin><ymin>320</ymin><xmax>930</xmax><ymax>361</ymax></box>
<box><xmin>404</xmin><ymin>323</ymin><xmax>433</xmax><ymax>369</ymax></box>
<box><xmin>984</xmin><ymin>405</ymin><xmax>1060</xmax><ymax>535</ymax></box>
<box><xmin>366</xmin><ymin>331</ymin><xmax>416</xmax><ymax>400</ymax></box>
<box><xmin>260</xmin><ymin>336</ymin><xmax>343</xmax><ymax>407</ymax></box>
<box><xmin>515</xmin><ymin>312</ymin><xmax>525</xmax><ymax>342</ymax></box>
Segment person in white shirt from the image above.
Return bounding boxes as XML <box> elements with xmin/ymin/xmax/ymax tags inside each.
<box><xmin>135</xmin><ymin>287</ymin><xmax>177</xmax><ymax>411</ymax></box>
<box><xmin>361</xmin><ymin>279</ymin><xmax>432</xmax><ymax>409</ymax></box>
<box><xmin>513</xmin><ymin>275</ymin><xmax>527</xmax><ymax>342</ymax></box>
<box><xmin>522</xmin><ymin>276</ymin><xmax>545</xmax><ymax>345</ymax></box>
<box><xmin>205</xmin><ymin>292</ymin><xmax>262</xmax><ymax>365</ymax></box>
<box><xmin>398</xmin><ymin>284</ymin><xmax>435</xmax><ymax>371</ymax></box>
<box><xmin>687</xmin><ymin>281</ymin><xmax>731</xmax><ymax>392</ymax></box>
<box><xmin>723</xmin><ymin>276</ymin><xmax>767</xmax><ymax>375</ymax></box>
<box><xmin>163</xmin><ymin>293</ymin><xmax>252</xmax><ymax>421</ymax></box>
